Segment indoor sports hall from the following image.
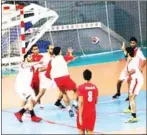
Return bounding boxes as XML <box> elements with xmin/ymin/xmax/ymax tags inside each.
<box><xmin>2</xmin><ymin>0</ymin><xmax>147</xmax><ymax>134</ymax></box>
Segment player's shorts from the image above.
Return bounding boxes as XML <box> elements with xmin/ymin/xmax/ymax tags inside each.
<box><xmin>54</xmin><ymin>75</ymin><xmax>76</xmax><ymax>92</ymax></box>
<box><xmin>119</xmin><ymin>70</ymin><xmax>128</xmax><ymax>81</ymax></box>
<box><xmin>77</xmin><ymin>113</ymin><xmax>96</xmax><ymax>131</ymax></box>
<box><xmin>129</xmin><ymin>78</ymin><xmax>143</xmax><ymax>95</ymax></box>
<box><xmin>39</xmin><ymin>71</ymin><xmax>57</xmax><ymax>90</ymax></box>
<box><xmin>15</xmin><ymin>82</ymin><xmax>36</xmax><ymax>101</ymax></box>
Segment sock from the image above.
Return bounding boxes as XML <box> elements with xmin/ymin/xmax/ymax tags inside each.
<box><xmin>19</xmin><ymin>108</ymin><xmax>26</xmax><ymax>114</ymax></box>
<box><xmin>73</xmin><ymin>100</ymin><xmax>78</xmax><ymax>106</ymax></box>
<box><xmin>56</xmin><ymin>99</ymin><xmax>61</xmax><ymax>104</ymax></box>
<box><xmin>30</xmin><ymin>110</ymin><xmax>35</xmax><ymax>117</ymax></box>
<box><xmin>128</xmin><ymin>105</ymin><xmax>131</xmax><ymax>110</ymax></box>
<box><xmin>132</xmin><ymin>113</ymin><xmax>136</xmax><ymax>118</ymax></box>
<box><xmin>67</xmin><ymin>106</ymin><xmax>71</xmax><ymax>111</ymax></box>
<box><xmin>117</xmin><ymin>81</ymin><xmax>122</xmax><ymax>93</ymax></box>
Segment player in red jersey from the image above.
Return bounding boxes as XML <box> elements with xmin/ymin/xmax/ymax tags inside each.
<box><xmin>77</xmin><ymin>69</ymin><xmax>98</xmax><ymax>134</ymax></box>
<box><xmin>64</xmin><ymin>47</ymin><xmax>76</xmax><ymax>62</ymax></box>
<box><xmin>27</xmin><ymin>44</ymin><xmax>43</xmax><ymax>108</ymax></box>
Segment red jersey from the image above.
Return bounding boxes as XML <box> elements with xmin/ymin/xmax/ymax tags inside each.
<box><xmin>78</xmin><ymin>82</ymin><xmax>98</xmax><ymax>118</ymax></box>
<box><xmin>31</xmin><ymin>54</ymin><xmax>43</xmax><ymax>62</ymax></box>
<box><xmin>30</xmin><ymin>54</ymin><xmax>43</xmax><ymax>91</ymax></box>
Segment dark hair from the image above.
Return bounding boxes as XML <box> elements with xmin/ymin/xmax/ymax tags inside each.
<box><xmin>53</xmin><ymin>47</ymin><xmax>61</xmax><ymax>56</ymax></box>
<box><xmin>126</xmin><ymin>47</ymin><xmax>134</xmax><ymax>57</ymax></box>
<box><xmin>83</xmin><ymin>69</ymin><xmax>92</xmax><ymax>81</ymax></box>
<box><xmin>47</xmin><ymin>44</ymin><xmax>53</xmax><ymax>50</ymax></box>
<box><xmin>31</xmin><ymin>44</ymin><xmax>38</xmax><ymax>50</ymax></box>
<box><xmin>130</xmin><ymin>37</ymin><xmax>137</xmax><ymax>43</ymax></box>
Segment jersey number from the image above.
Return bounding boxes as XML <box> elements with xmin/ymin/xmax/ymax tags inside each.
<box><xmin>88</xmin><ymin>91</ymin><xmax>93</xmax><ymax>102</ymax></box>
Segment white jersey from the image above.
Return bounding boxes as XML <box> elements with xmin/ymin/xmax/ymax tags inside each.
<box><xmin>51</xmin><ymin>55</ymin><xmax>69</xmax><ymax>79</ymax></box>
<box><xmin>126</xmin><ymin>56</ymin><xmax>144</xmax><ymax>95</ymax></box>
<box><xmin>42</xmin><ymin>53</ymin><xmax>53</xmax><ymax>68</ymax></box>
<box><xmin>135</xmin><ymin>47</ymin><xmax>146</xmax><ymax>61</ymax></box>
<box><xmin>15</xmin><ymin>63</ymin><xmax>33</xmax><ymax>93</ymax></box>
<box><xmin>119</xmin><ymin>47</ymin><xmax>145</xmax><ymax>81</ymax></box>
<box><xmin>39</xmin><ymin>54</ymin><xmax>57</xmax><ymax>89</ymax></box>
<box><xmin>125</xmin><ymin>57</ymin><xmax>143</xmax><ymax>80</ymax></box>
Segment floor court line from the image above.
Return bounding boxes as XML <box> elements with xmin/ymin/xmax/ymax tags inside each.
<box><xmin>2</xmin><ymin>110</ymin><xmax>102</xmax><ymax>134</ymax></box>
<box><xmin>3</xmin><ymin>108</ymin><xmax>146</xmax><ymax>135</ymax></box>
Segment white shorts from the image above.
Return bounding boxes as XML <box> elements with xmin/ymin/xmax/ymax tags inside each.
<box><xmin>17</xmin><ymin>90</ymin><xmax>36</xmax><ymax>101</ymax></box>
<box><xmin>15</xmin><ymin>72</ymin><xmax>36</xmax><ymax>101</ymax></box>
<box><xmin>39</xmin><ymin>72</ymin><xmax>57</xmax><ymax>90</ymax></box>
<box><xmin>129</xmin><ymin>78</ymin><xmax>143</xmax><ymax>95</ymax></box>
<box><xmin>119</xmin><ymin>70</ymin><xmax>128</xmax><ymax>81</ymax></box>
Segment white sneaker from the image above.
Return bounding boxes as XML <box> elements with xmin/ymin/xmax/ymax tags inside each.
<box><xmin>39</xmin><ymin>104</ymin><xmax>44</xmax><ymax>109</ymax></box>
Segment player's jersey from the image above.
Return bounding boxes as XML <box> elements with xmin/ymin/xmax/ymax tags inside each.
<box><xmin>39</xmin><ymin>53</ymin><xmax>53</xmax><ymax>78</ymax></box>
<box><xmin>78</xmin><ymin>82</ymin><xmax>98</xmax><ymax>118</ymax></box>
<box><xmin>125</xmin><ymin>57</ymin><xmax>143</xmax><ymax>80</ymax></box>
<box><xmin>134</xmin><ymin>47</ymin><xmax>146</xmax><ymax>66</ymax></box>
<box><xmin>31</xmin><ymin>54</ymin><xmax>43</xmax><ymax>62</ymax></box>
<box><xmin>15</xmin><ymin>62</ymin><xmax>33</xmax><ymax>93</ymax></box>
<box><xmin>42</xmin><ymin>53</ymin><xmax>53</xmax><ymax>68</ymax></box>
<box><xmin>49</xmin><ymin>55</ymin><xmax>69</xmax><ymax>79</ymax></box>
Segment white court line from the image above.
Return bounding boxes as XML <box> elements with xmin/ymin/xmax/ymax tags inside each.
<box><xmin>98</xmin><ymin>97</ymin><xmax>126</xmax><ymax>104</ymax></box>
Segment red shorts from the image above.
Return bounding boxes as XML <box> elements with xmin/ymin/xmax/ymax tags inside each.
<box><xmin>54</xmin><ymin>75</ymin><xmax>76</xmax><ymax>92</ymax></box>
<box><xmin>77</xmin><ymin>113</ymin><xmax>96</xmax><ymax>131</ymax></box>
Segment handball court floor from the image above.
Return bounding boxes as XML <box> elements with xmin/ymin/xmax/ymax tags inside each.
<box><xmin>2</xmin><ymin>61</ymin><xmax>147</xmax><ymax>134</ymax></box>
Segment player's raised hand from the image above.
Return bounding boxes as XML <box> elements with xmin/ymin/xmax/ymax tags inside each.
<box><xmin>121</xmin><ymin>42</ymin><xmax>126</xmax><ymax>51</ymax></box>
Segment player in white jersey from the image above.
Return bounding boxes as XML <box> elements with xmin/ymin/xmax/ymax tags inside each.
<box><xmin>123</xmin><ymin>47</ymin><xmax>144</xmax><ymax>123</ymax></box>
<box><xmin>112</xmin><ymin>37</ymin><xmax>146</xmax><ymax>100</ymax></box>
<box><xmin>45</xmin><ymin>47</ymin><xmax>78</xmax><ymax>117</ymax></box>
<box><xmin>14</xmin><ymin>54</ymin><xmax>42</xmax><ymax>123</ymax></box>
<box><xmin>35</xmin><ymin>45</ymin><xmax>66</xmax><ymax>109</ymax></box>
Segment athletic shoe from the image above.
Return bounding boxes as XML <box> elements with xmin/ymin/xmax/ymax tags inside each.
<box><xmin>39</xmin><ymin>104</ymin><xmax>44</xmax><ymax>109</ymax></box>
<box><xmin>125</xmin><ymin>96</ymin><xmax>129</xmax><ymax>101</ymax></box>
<box><xmin>123</xmin><ymin>108</ymin><xmax>132</xmax><ymax>114</ymax></box>
<box><xmin>125</xmin><ymin>117</ymin><xmax>138</xmax><ymax>123</ymax></box>
<box><xmin>31</xmin><ymin>115</ymin><xmax>42</xmax><ymax>122</ymax></box>
<box><xmin>54</xmin><ymin>101</ymin><xmax>66</xmax><ymax>109</ymax></box>
<box><xmin>69</xmin><ymin>109</ymin><xmax>74</xmax><ymax>117</ymax></box>
<box><xmin>72</xmin><ymin>104</ymin><xmax>78</xmax><ymax>112</ymax></box>
<box><xmin>112</xmin><ymin>93</ymin><xmax>121</xmax><ymax>99</ymax></box>
<box><xmin>14</xmin><ymin>112</ymin><xmax>23</xmax><ymax>122</ymax></box>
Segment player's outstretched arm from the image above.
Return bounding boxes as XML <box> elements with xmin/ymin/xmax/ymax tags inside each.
<box><xmin>21</xmin><ymin>61</ymin><xmax>42</xmax><ymax>68</ymax></box>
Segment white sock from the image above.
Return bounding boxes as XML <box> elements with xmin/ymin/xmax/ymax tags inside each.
<box><xmin>67</xmin><ymin>106</ymin><xmax>71</xmax><ymax>111</ymax></box>
<box><xmin>73</xmin><ymin>101</ymin><xmax>78</xmax><ymax>106</ymax></box>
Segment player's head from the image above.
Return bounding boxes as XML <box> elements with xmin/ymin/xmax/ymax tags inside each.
<box><xmin>53</xmin><ymin>47</ymin><xmax>62</xmax><ymax>56</ymax></box>
<box><xmin>31</xmin><ymin>44</ymin><xmax>39</xmax><ymax>54</ymax></box>
<box><xmin>126</xmin><ymin>47</ymin><xmax>134</xmax><ymax>57</ymax></box>
<box><xmin>47</xmin><ymin>44</ymin><xmax>54</xmax><ymax>55</ymax></box>
<box><xmin>83</xmin><ymin>69</ymin><xmax>92</xmax><ymax>81</ymax></box>
<box><xmin>130</xmin><ymin>37</ymin><xmax>137</xmax><ymax>48</ymax></box>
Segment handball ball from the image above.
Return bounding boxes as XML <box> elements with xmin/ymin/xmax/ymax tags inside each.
<box><xmin>92</xmin><ymin>37</ymin><xmax>100</xmax><ymax>44</ymax></box>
